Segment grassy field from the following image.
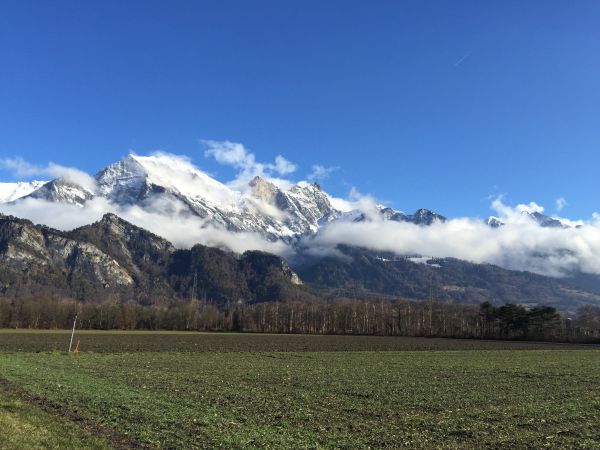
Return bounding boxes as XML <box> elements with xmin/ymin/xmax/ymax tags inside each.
<box><xmin>1</xmin><ymin>332</ymin><xmax>599</xmax><ymax>449</ymax></box>
<box><xmin>0</xmin><ymin>388</ymin><xmax>108</xmax><ymax>450</ymax></box>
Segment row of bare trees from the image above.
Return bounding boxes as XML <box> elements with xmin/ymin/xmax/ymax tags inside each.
<box><xmin>1</xmin><ymin>296</ymin><xmax>599</xmax><ymax>342</ymax></box>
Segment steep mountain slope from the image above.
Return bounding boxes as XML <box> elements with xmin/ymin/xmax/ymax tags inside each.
<box><xmin>96</xmin><ymin>154</ymin><xmax>239</xmax><ymax>208</ymax></box>
<box><xmin>27</xmin><ymin>178</ymin><xmax>94</xmax><ymax>206</ymax></box>
<box><xmin>0</xmin><ymin>213</ymin><xmax>307</xmax><ymax>305</ymax></box>
<box><xmin>0</xmin><ymin>181</ymin><xmax>47</xmax><ymax>202</ymax></box>
<box><xmin>294</xmin><ymin>245</ymin><xmax>600</xmax><ymax>312</ymax></box>
<box><xmin>0</xmin><ymin>214</ymin><xmax>134</xmax><ymax>300</ymax></box>
<box><xmin>168</xmin><ymin>246</ymin><xmax>305</xmax><ymax>304</ymax></box>
<box><xmin>69</xmin><ymin>213</ymin><xmax>177</xmax><ymax>303</ymax></box>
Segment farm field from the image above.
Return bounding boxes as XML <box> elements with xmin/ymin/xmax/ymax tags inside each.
<box><xmin>0</xmin><ymin>332</ymin><xmax>599</xmax><ymax>449</ymax></box>
<box><xmin>0</xmin><ymin>329</ymin><xmax>598</xmax><ymax>353</ymax></box>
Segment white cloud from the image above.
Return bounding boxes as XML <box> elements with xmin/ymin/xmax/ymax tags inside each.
<box><xmin>0</xmin><ymin>157</ymin><xmax>97</xmax><ymax>193</ymax></box>
<box><xmin>274</xmin><ymin>155</ymin><xmax>297</xmax><ymax>176</ymax></box>
<box><xmin>556</xmin><ymin>197</ymin><xmax>567</xmax><ymax>212</ymax></box>
<box><xmin>203</xmin><ymin>140</ymin><xmax>298</xmax><ymax>190</ymax></box>
<box><xmin>325</xmin><ymin>186</ymin><xmax>378</xmax><ymax>214</ymax></box>
<box><xmin>307</xmin><ymin>206</ymin><xmax>600</xmax><ymax>277</ymax></box>
<box><xmin>203</xmin><ymin>141</ymin><xmax>254</xmax><ymax>170</ymax></box>
<box><xmin>307</xmin><ymin>164</ymin><xmax>338</xmax><ymax>181</ymax></box>
<box><xmin>489</xmin><ymin>196</ymin><xmax>546</xmax><ymax>224</ymax></box>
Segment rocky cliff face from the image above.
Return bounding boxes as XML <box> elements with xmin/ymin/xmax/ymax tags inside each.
<box><xmin>0</xmin><ymin>213</ymin><xmax>306</xmax><ymax>304</ymax></box>
<box><xmin>0</xmin><ymin>214</ymin><xmax>134</xmax><ymax>293</ymax></box>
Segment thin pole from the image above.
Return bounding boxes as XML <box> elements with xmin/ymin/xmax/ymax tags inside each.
<box><xmin>68</xmin><ymin>314</ymin><xmax>78</xmax><ymax>353</ymax></box>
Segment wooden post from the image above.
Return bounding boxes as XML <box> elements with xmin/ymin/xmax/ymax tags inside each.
<box><xmin>68</xmin><ymin>314</ymin><xmax>78</xmax><ymax>353</ymax></box>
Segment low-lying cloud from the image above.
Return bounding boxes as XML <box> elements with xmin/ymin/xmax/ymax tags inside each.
<box><xmin>306</xmin><ymin>197</ymin><xmax>600</xmax><ymax>277</ymax></box>
<box><xmin>0</xmin><ymin>157</ymin><xmax>97</xmax><ymax>193</ymax></box>
<box><xmin>0</xmin><ymin>195</ymin><xmax>289</xmax><ymax>256</ymax></box>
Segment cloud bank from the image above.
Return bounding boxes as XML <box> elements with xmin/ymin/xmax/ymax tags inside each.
<box><xmin>0</xmin><ymin>195</ymin><xmax>289</xmax><ymax>256</ymax></box>
<box><xmin>306</xmin><ymin>196</ymin><xmax>600</xmax><ymax>277</ymax></box>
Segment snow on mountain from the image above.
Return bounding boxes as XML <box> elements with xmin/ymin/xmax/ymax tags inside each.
<box><xmin>96</xmin><ymin>154</ymin><xmax>239</xmax><ymax>208</ymax></box>
<box><xmin>485</xmin><ymin>212</ymin><xmax>571</xmax><ymax>229</ymax></box>
<box><xmin>486</xmin><ymin>216</ymin><xmax>505</xmax><ymax>228</ymax></box>
<box><xmin>27</xmin><ymin>178</ymin><xmax>94</xmax><ymax>206</ymax></box>
<box><xmin>0</xmin><ymin>181</ymin><xmax>47</xmax><ymax>203</ymax></box>
<box><xmin>13</xmin><ymin>154</ymin><xmax>340</xmax><ymax>241</ymax></box>
<box><xmin>407</xmin><ymin>256</ymin><xmax>441</xmax><ymax>268</ymax></box>
<box><xmin>5</xmin><ymin>154</ymin><xmax>460</xmax><ymax>241</ymax></box>
<box><xmin>527</xmin><ymin>211</ymin><xmax>568</xmax><ymax>228</ymax></box>
<box><xmin>8</xmin><ymin>153</ymin><xmax>577</xmax><ymax>245</ymax></box>
<box><xmin>350</xmin><ymin>205</ymin><xmax>447</xmax><ymax>226</ymax></box>
<box><xmin>242</xmin><ymin>176</ymin><xmax>339</xmax><ymax>239</ymax></box>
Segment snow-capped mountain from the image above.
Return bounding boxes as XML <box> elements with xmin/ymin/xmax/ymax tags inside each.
<box><xmin>2</xmin><ymin>154</ymin><xmax>578</xmax><ymax>243</ymax></box>
<box><xmin>0</xmin><ymin>181</ymin><xmax>47</xmax><ymax>202</ymax></box>
<box><xmin>484</xmin><ymin>212</ymin><xmax>571</xmax><ymax>229</ymax></box>
<box><xmin>486</xmin><ymin>216</ymin><xmax>504</xmax><ymax>228</ymax></box>
<box><xmin>13</xmin><ymin>154</ymin><xmax>341</xmax><ymax>242</ymax></box>
<box><xmin>27</xmin><ymin>178</ymin><xmax>95</xmax><ymax>205</ymax></box>
<box><xmin>351</xmin><ymin>206</ymin><xmax>447</xmax><ymax>226</ymax></box>
<box><xmin>527</xmin><ymin>211</ymin><xmax>568</xmax><ymax>228</ymax></box>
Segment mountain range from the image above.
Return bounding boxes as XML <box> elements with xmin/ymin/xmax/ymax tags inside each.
<box><xmin>0</xmin><ymin>153</ymin><xmax>596</xmax><ymax>312</ymax></box>
<box><xmin>0</xmin><ymin>211</ymin><xmax>598</xmax><ymax>312</ymax></box>
<box><xmin>0</xmin><ymin>154</ymin><xmax>574</xmax><ymax>240</ymax></box>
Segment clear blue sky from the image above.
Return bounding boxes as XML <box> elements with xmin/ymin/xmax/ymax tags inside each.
<box><xmin>1</xmin><ymin>0</ymin><xmax>599</xmax><ymax>218</ymax></box>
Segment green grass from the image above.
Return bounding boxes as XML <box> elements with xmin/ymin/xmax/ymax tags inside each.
<box><xmin>1</xmin><ymin>349</ymin><xmax>600</xmax><ymax>448</ymax></box>
<box><xmin>0</xmin><ymin>388</ymin><xmax>108</xmax><ymax>450</ymax></box>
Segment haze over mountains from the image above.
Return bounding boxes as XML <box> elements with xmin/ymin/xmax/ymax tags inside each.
<box><xmin>1</xmin><ymin>145</ymin><xmax>600</xmax><ymax>284</ymax></box>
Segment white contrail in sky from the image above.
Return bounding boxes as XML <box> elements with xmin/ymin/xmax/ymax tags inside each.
<box><xmin>453</xmin><ymin>50</ymin><xmax>472</xmax><ymax>67</ymax></box>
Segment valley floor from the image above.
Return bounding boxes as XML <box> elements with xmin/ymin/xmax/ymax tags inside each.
<box><xmin>0</xmin><ymin>332</ymin><xmax>599</xmax><ymax>449</ymax></box>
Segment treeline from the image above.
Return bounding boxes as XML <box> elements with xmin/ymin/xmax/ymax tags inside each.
<box><xmin>1</xmin><ymin>296</ymin><xmax>600</xmax><ymax>342</ymax></box>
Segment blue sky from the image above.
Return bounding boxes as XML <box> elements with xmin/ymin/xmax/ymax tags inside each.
<box><xmin>1</xmin><ymin>0</ymin><xmax>599</xmax><ymax>218</ymax></box>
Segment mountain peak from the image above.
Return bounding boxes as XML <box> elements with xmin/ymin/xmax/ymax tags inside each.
<box><xmin>26</xmin><ymin>178</ymin><xmax>94</xmax><ymax>206</ymax></box>
<box><xmin>527</xmin><ymin>211</ymin><xmax>567</xmax><ymax>228</ymax></box>
<box><xmin>100</xmin><ymin>212</ymin><xmax>121</xmax><ymax>224</ymax></box>
<box><xmin>487</xmin><ymin>216</ymin><xmax>505</xmax><ymax>228</ymax></box>
<box><xmin>249</xmin><ymin>175</ymin><xmax>264</xmax><ymax>184</ymax></box>
<box><xmin>410</xmin><ymin>209</ymin><xmax>447</xmax><ymax>225</ymax></box>
<box><xmin>248</xmin><ymin>176</ymin><xmax>286</xmax><ymax>211</ymax></box>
